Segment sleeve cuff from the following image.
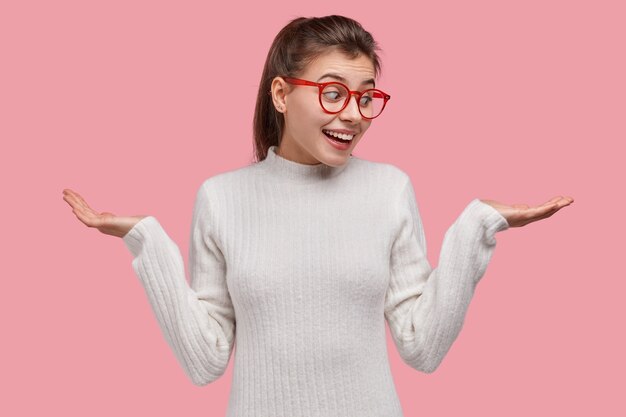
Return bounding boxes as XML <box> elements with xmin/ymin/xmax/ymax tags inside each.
<box><xmin>122</xmin><ymin>216</ymin><xmax>161</xmax><ymax>257</ymax></box>
<box><xmin>465</xmin><ymin>198</ymin><xmax>510</xmax><ymax>239</ymax></box>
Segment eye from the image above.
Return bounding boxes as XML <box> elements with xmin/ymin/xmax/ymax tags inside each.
<box><xmin>323</xmin><ymin>91</ymin><xmax>341</xmax><ymax>100</ymax></box>
<box><xmin>321</xmin><ymin>84</ymin><xmax>348</xmax><ymax>102</ymax></box>
<box><xmin>360</xmin><ymin>92</ymin><xmax>373</xmax><ymax>107</ymax></box>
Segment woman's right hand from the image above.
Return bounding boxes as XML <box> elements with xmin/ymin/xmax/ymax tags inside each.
<box><xmin>62</xmin><ymin>188</ymin><xmax>147</xmax><ymax>238</ymax></box>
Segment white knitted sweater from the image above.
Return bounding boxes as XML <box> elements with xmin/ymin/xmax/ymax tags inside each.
<box><xmin>122</xmin><ymin>145</ymin><xmax>509</xmax><ymax>416</ymax></box>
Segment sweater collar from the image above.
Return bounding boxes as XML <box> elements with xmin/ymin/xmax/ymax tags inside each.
<box><xmin>263</xmin><ymin>145</ymin><xmax>351</xmax><ymax>182</ymax></box>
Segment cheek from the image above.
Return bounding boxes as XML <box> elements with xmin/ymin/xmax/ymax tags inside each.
<box><xmin>296</xmin><ymin>109</ymin><xmax>333</xmax><ymax>133</ymax></box>
<box><xmin>290</xmin><ymin>100</ymin><xmax>322</xmax><ymax>124</ymax></box>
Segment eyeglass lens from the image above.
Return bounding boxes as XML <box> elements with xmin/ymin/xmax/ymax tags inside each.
<box><xmin>321</xmin><ymin>84</ymin><xmax>385</xmax><ymax>118</ymax></box>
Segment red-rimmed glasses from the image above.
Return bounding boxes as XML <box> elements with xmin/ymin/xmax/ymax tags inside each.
<box><xmin>277</xmin><ymin>76</ymin><xmax>391</xmax><ymax>120</ymax></box>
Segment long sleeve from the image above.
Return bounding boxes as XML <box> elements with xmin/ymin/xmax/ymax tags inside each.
<box><xmin>122</xmin><ymin>181</ymin><xmax>236</xmax><ymax>386</ymax></box>
<box><xmin>384</xmin><ymin>177</ymin><xmax>509</xmax><ymax>374</ymax></box>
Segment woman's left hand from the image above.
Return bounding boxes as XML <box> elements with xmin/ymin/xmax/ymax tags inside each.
<box><xmin>480</xmin><ymin>196</ymin><xmax>574</xmax><ymax>228</ymax></box>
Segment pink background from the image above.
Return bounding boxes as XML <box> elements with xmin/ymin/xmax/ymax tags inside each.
<box><xmin>2</xmin><ymin>0</ymin><xmax>624</xmax><ymax>415</ymax></box>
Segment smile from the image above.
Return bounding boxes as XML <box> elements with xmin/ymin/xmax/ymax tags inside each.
<box><xmin>322</xmin><ymin>129</ymin><xmax>355</xmax><ymax>141</ymax></box>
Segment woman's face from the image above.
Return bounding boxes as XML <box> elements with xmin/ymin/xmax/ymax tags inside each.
<box><xmin>271</xmin><ymin>49</ymin><xmax>377</xmax><ymax>166</ymax></box>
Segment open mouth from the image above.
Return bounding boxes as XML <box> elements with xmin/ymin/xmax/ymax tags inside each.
<box><xmin>322</xmin><ymin>130</ymin><xmax>353</xmax><ymax>144</ymax></box>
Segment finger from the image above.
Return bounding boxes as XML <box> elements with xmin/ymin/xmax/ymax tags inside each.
<box><xmin>529</xmin><ymin>199</ymin><xmax>573</xmax><ymax>221</ymax></box>
<box><xmin>64</xmin><ymin>194</ymin><xmax>88</xmax><ymax>214</ymax></box>
<box><xmin>533</xmin><ymin>202</ymin><xmax>559</xmax><ymax>214</ymax></box>
<box><xmin>516</xmin><ymin>204</ymin><xmax>560</xmax><ymax>225</ymax></box>
<box><xmin>65</xmin><ymin>196</ymin><xmax>99</xmax><ymax>224</ymax></box>
<box><xmin>71</xmin><ymin>191</ymin><xmax>92</xmax><ymax>211</ymax></box>
<box><xmin>62</xmin><ymin>193</ymin><xmax>77</xmax><ymax>209</ymax></box>
<box><xmin>66</xmin><ymin>192</ymin><xmax>94</xmax><ymax>214</ymax></box>
<box><xmin>63</xmin><ymin>190</ymin><xmax>86</xmax><ymax>210</ymax></box>
<box><xmin>516</xmin><ymin>203</ymin><xmax>558</xmax><ymax>224</ymax></box>
<box><xmin>542</xmin><ymin>197</ymin><xmax>563</xmax><ymax>207</ymax></box>
<box><xmin>546</xmin><ymin>196</ymin><xmax>563</xmax><ymax>204</ymax></box>
<box><xmin>541</xmin><ymin>197</ymin><xmax>572</xmax><ymax>211</ymax></box>
<box><xmin>546</xmin><ymin>197</ymin><xmax>574</xmax><ymax>210</ymax></box>
<box><xmin>525</xmin><ymin>207</ymin><xmax>559</xmax><ymax>224</ymax></box>
<box><xmin>72</xmin><ymin>207</ymin><xmax>96</xmax><ymax>227</ymax></box>
<box><xmin>514</xmin><ymin>197</ymin><xmax>574</xmax><ymax>226</ymax></box>
<box><xmin>545</xmin><ymin>196</ymin><xmax>575</xmax><ymax>208</ymax></box>
<box><xmin>77</xmin><ymin>206</ymin><xmax>108</xmax><ymax>227</ymax></box>
<box><xmin>74</xmin><ymin>192</ymin><xmax>99</xmax><ymax>214</ymax></box>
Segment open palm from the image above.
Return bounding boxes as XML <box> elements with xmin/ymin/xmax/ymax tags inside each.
<box><xmin>480</xmin><ymin>196</ymin><xmax>574</xmax><ymax>228</ymax></box>
<box><xmin>62</xmin><ymin>189</ymin><xmax>146</xmax><ymax>238</ymax></box>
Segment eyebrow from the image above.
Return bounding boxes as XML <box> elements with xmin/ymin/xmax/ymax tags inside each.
<box><xmin>316</xmin><ymin>72</ymin><xmax>376</xmax><ymax>88</ymax></box>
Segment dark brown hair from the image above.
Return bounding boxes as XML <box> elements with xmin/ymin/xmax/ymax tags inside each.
<box><xmin>252</xmin><ymin>15</ymin><xmax>383</xmax><ymax>162</ymax></box>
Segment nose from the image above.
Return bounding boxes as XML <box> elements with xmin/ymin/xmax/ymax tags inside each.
<box><xmin>338</xmin><ymin>93</ymin><xmax>362</xmax><ymax>122</ymax></box>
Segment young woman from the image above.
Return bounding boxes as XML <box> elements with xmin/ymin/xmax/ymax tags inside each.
<box><xmin>62</xmin><ymin>15</ymin><xmax>573</xmax><ymax>417</ymax></box>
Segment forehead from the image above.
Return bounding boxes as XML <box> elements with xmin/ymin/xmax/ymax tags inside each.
<box><xmin>301</xmin><ymin>49</ymin><xmax>376</xmax><ymax>86</ymax></box>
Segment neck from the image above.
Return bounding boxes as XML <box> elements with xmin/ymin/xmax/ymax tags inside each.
<box><xmin>262</xmin><ymin>145</ymin><xmax>351</xmax><ymax>183</ymax></box>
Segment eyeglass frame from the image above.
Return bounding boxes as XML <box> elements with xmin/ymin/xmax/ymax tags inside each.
<box><xmin>268</xmin><ymin>76</ymin><xmax>391</xmax><ymax>120</ymax></box>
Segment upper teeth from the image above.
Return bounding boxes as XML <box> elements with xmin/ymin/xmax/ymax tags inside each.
<box><xmin>323</xmin><ymin>130</ymin><xmax>354</xmax><ymax>140</ymax></box>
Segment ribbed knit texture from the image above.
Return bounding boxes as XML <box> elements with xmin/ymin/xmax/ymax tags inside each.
<box><xmin>122</xmin><ymin>145</ymin><xmax>509</xmax><ymax>417</ymax></box>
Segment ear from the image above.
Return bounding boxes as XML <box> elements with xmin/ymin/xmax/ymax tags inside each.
<box><xmin>270</xmin><ymin>76</ymin><xmax>289</xmax><ymax>113</ymax></box>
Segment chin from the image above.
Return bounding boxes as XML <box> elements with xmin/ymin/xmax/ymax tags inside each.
<box><xmin>322</xmin><ymin>149</ymin><xmax>353</xmax><ymax>167</ymax></box>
